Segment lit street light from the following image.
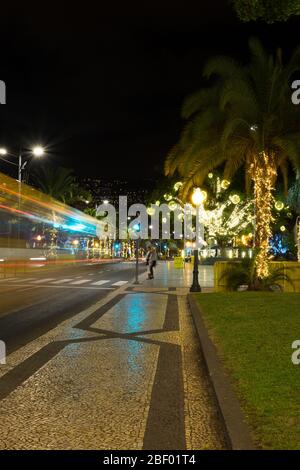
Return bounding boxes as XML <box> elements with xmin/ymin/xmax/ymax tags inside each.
<box><xmin>190</xmin><ymin>187</ymin><xmax>207</xmax><ymax>292</ymax></box>
<box><xmin>32</xmin><ymin>146</ymin><xmax>45</xmax><ymax>157</ymax></box>
<box><xmin>0</xmin><ymin>146</ymin><xmax>45</xmax><ymax>182</ymax></box>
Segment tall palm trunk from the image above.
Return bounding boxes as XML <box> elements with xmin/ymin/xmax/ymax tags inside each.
<box><xmin>250</xmin><ymin>152</ymin><xmax>277</xmax><ymax>279</ymax></box>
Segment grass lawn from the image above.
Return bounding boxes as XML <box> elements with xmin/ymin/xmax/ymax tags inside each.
<box><xmin>195</xmin><ymin>292</ymin><xmax>300</xmax><ymax>450</ymax></box>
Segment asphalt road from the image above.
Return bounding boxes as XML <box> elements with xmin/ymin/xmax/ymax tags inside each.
<box><xmin>0</xmin><ymin>261</ymin><xmax>145</xmax><ymax>355</ymax></box>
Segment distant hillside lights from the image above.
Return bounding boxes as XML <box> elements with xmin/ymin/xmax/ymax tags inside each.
<box><xmin>0</xmin><ymin>81</ymin><xmax>6</xmax><ymax>104</ymax></box>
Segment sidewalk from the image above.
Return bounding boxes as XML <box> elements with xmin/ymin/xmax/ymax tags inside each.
<box><xmin>0</xmin><ymin>261</ymin><xmax>226</xmax><ymax>450</ymax></box>
<box><xmin>141</xmin><ymin>260</ymin><xmax>214</xmax><ymax>290</ymax></box>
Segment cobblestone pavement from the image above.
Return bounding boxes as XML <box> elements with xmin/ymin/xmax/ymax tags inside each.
<box><xmin>0</xmin><ymin>263</ymin><xmax>226</xmax><ymax>449</ymax></box>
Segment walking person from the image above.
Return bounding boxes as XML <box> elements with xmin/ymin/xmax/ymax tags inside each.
<box><xmin>145</xmin><ymin>245</ymin><xmax>152</xmax><ymax>277</ymax></box>
<box><xmin>145</xmin><ymin>245</ymin><xmax>151</xmax><ymax>264</ymax></box>
<box><xmin>148</xmin><ymin>246</ymin><xmax>157</xmax><ymax>279</ymax></box>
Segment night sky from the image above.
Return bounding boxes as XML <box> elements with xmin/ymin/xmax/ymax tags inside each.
<box><xmin>1</xmin><ymin>1</ymin><xmax>300</xmax><ymax>182</ymax></box>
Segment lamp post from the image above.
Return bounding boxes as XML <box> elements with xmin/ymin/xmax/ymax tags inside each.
<box><xmin>133</xmin><ymin>223</ymin><xmax>141</xmax><ymax>285</ymax></box>
<box><xmin>0</xmin><ymin>146</ymin><xmax>45</xmax><ymax>243</ymax></box>
<box><xmin>0</xmin><ymin>146</ymin><xmax>45</xmax><ymax>182</ymax></box>
<box><xmin>190</xmin><ymin>187</ymin><xmax>207</xmax><ymax>292</ymax></box>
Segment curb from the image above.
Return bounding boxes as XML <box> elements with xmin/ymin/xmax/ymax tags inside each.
<box><xmin>187</xmin><ymin>293</ymin><xmax>256</xmax><ymax>450</ymax></box>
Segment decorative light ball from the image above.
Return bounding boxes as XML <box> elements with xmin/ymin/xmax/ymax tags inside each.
<box><xmin>220</xmin><ymin>179</ymin><xmax>230</xmax><ymax>190</ymax></box>
<box><xmin>173</xmin><ymin>181</ymin><xmax>183</xmax><ymax>192</ymax></box>
<box><xmin>146</xmin><ymin>207</ymin><xmax>155</xmax><ymax>216</ymax></box>
<box><xmin>280</xmin><ymin>225</ymin><xmax>286</xmax><ymax>232</ymax></box>
<box><xmin>164</xmin><ymin>193</ymin><xmax>172</xmax><ymax>201</ymax></box>
<box><xmin>275</xmin><ymin>201</ymin><xmax>284</xmax><ymax>211</ymax></box>
<box><xmin>208</xmin><ymin>172</ymin><xmax>214</xmax><ymax>179</ymax></box>
<box><xmin>168</xmin><ymin>201</ymin><xmax>177</xmax><ymax>211</ymax></box>
<box><xmin>230</xmin><ymin>194</ymin><xmax>241</xmax><ymax>205</ymax></box>
<box><xmin>162</xmin><ymin>217</ymin><xmax>167</xmax><ymax>223</ymax></box>
<box><xmin>155</xmin><ymin>200</ymin><xmax>160</xmax><ymax>206</ymax></box>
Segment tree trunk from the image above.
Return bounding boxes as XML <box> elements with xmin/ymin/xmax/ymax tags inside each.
<box><xmin>251</xmin><ymin>152</ymin><xmax>277</xmax><ymax>279</ymax></box>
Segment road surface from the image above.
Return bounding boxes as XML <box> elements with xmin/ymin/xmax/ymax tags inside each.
<box><xmin>0</xmin><ymin>261</ymin><xmax>143</xmax><ymax>355</ymax></box>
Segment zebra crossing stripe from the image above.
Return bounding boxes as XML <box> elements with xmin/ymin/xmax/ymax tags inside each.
<box><xmin>31</xmin><ymin>278</ymin><xmax>55</xmax><ymax>284</ymax></box>
<box><xmin>69</xmin><ymin>279</ymin><xmax>90</xmax><ymax>285</ymax></box>
<box><xmin>112</xmin><ymin>281</ymin><xmax>128</xmax><ymax>286</ymax></box>
<box><xmin>91</xmin><ymin>280</ymin><xmax>110</xmax><ymax>286</ymax></box>
<box><xmin>0</xmin><ymin>277</ymin><xmax>36</xmax><ymax>282</ymax></box>
<box><xmin>51</xmin><ymin>279</ymin><xmax>73</xmax><ymax>284</ymax></box>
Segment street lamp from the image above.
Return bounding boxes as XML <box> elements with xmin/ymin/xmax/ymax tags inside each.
<box><xmin>32</xmin><ymin>146</ymin><xmax>45</xmax><ymax>157</ymax></box>
<box><xmin>0</xmin><ymin>145</ymin><xmax>45</xmax><ymax>182</ymax></box>
<box><xmin>133</xmin><ymin>223</ymin><xmax>141</xmax><ymax>284</ymax></box>
<box><xmin>190</xmin><ymin>187</ymin><xmax>207</xmax><ymax>292</ymax></box>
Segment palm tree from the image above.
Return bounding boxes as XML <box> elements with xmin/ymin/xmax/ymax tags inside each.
<box><xmin>31</xmin><ymin>165</ymin><xmax>77</xmax><ymax>256</ymax></box>
<box><xmin>288</xmin><ymin>177</ymin><xmax>300</xmax><ymax>213</ymax></box>
<box><xmin>32</xmin><ymin>165</ymin><xmax>75</xmax><ymax>202</ymax></box>
<box><xmin>165</xmin><ymin>38</ymin><xmax>300</xmax><ymax>278</ymax></box>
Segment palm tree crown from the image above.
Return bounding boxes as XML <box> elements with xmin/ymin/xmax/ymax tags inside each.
<box><xmin>165</xmin><ymin>37</ymin><xmax>300</xmax><ymax>278</ymax></box>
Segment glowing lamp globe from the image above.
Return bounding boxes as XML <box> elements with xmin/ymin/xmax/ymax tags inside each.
<box><xmin>191</xmin><ymin>188</ymin><xmax>207</xmax><ymax>206</ymax></box>
<box><xmin>32</xmin><ymin>146</ymin><xmax>44</xmax><ymax>157</ymax></box>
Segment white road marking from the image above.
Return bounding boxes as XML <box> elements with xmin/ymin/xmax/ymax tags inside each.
<box><xmin>69</xmin><ymin>279</ymin><xmax>90</xmax><ymax>285</ymax></box>
<box><xmin>0</xmin><ymin>277</ymin><xmax>35</xmax><ymax>282</ymax></box>
<box><xmin>91</xmin><ymin>280</ymin><xmax>110</xmax><ymax>286</ymax></box>
<box><xmin>51</xmin><ymin>279</ymin><xmax>73</xmax><ymax>284</ymax></box>
<box><xmin>0</xmin><ymin>283</ymin><xmax>114</xmax><ymax>290</ymax></box>
<box><xmin>112</xmin><ymin>281</ymin><xmax>128</xmax><ymax>286</ymax></box>
<box><xmin>31</xmin><ymin>278</ymin><xmax>55</xmax><ymax>284</ymax></box>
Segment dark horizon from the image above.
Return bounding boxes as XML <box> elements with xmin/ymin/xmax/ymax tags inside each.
<box><xmin>1</xmin><ymin>1</ymin><xmax>300</xmax><ymax>182</ymax></box>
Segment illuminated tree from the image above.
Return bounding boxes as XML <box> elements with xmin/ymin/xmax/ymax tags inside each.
<box><xmin>165</xmin><ymin>38</ymin><xmax>300</xmax><ymax>278</ymax></box>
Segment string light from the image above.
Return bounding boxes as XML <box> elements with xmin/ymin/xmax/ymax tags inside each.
<box><xmin>250</xmin><ymin>152</ymin><xmax>277</xmax><ymax>279</ymax></box>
